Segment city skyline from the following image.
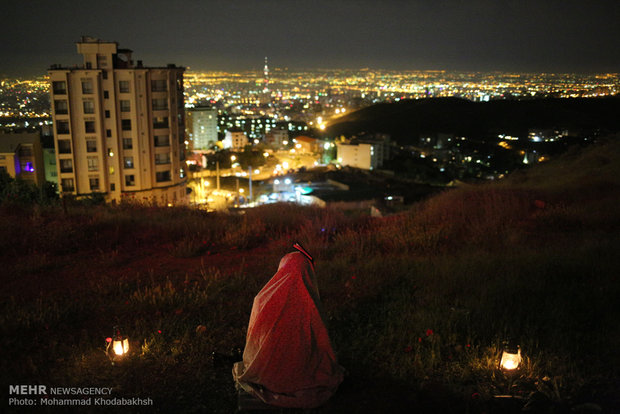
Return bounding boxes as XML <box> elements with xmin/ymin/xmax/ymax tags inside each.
<box><xmin>2</xmin><ymin>0</ymin><xmax>620</xmax><ymax>77</ymax></box>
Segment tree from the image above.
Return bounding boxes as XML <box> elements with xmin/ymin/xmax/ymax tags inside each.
<box><xmin>0</xmin><ymin>169</ymin><xmax>13</xmax><ymax>195</ymax></box>
<box><xmin>0</xmin><ymin>170</ymin><xmax>59</xmax><ymax>206</ymax></box>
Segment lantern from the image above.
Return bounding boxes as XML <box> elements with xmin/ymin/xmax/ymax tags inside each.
<box><xmin>106</xmin><ymin>327</ymin><xmax>129</xmax><ymax>362</ymax></box>
<box><xmin>113</xmin><ymin>337</ymin><xmax>129</xmax><ymax>356</ymax></box>
<box><xmin>499</xmin><ymin>344</ymin><xmax>521</xmax><ymax>371</ymax></box>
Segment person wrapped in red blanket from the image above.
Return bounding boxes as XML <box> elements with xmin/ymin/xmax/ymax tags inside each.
<box><xmin>232</xmin><ymin>243</ymin><xmax>344</xmax><ymax>408</ymax></box>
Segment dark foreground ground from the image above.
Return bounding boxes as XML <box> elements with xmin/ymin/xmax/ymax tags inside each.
<box><xmin>2</xmin><ymin>140</ymin><xmax>620</xmax><ymax>413</ymax></box>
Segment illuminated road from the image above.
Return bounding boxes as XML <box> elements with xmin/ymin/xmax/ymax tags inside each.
<box><xmin>188</xmin><ymin>150</ymin><xmax>321</xmax><ymax>209</ymax></box>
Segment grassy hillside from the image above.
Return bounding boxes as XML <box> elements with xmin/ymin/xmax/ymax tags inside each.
<box><xmin>1</xmin><ymin>139</ymin><xmax>619</xmax><ymax>412</ymax></box>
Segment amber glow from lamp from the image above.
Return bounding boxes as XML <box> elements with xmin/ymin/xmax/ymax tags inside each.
<box><xmin>500</xmin><ymin>345</ymin><xmax>522</xmax><ymax>370</ymax></box>
<box><xmin>106</xmin><ymin>327</ymin><xmax>129</xmax><ymax>363</ymax></box>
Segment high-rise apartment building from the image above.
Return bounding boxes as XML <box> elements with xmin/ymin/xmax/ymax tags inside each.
<box><xmin>48</xmin><ymin>36</ymin><xmax>188</xmax><ymax>205</ymax></box>
<box><xmin>187</xmin><ymin>106</ymin><xmax>218</xmax><ymax>151</ymax></box>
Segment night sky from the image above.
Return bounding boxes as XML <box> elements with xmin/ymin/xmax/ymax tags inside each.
<box><xmin>2</xmin><ymin>0</ymin><xmax>619</xmax><ymax>77</ymax></box>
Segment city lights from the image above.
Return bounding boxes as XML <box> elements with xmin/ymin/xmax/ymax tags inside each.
<box><xmin>0</xmin><ymin>5</ymin><xmax>618</xmax><ymax>412</ymax></box>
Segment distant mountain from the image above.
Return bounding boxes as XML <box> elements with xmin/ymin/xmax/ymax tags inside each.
<box><xmin>326</xmin><ymin>97</ymin><xmax>620</xmax><ymax>144</ymax></box>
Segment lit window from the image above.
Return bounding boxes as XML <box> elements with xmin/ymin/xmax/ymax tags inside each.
<box><xmin>21</xmin><ymin>162</ymin><xmax>35</xmax><ymax>173</ymax></box>
<box><xmin>89</xmin><ymin>177</ymin><xmax>100</xmax><ymax>191</ymax></box>
<box><xmin>154</xmin><ymin>135</ymin><xmax>169</xmax><ymax>147</ymax></box>
<box><xmin>60</xmin><ymin>159</ymin><xmax>73</xmax><ymax>173</ymax></box>
<box><xmin>152</xmin><ymin>98</ymin><xmax>167</xmax><ymax>110</ymax></box>
<box><xmin>119</xmin><ymin>80</ymin><xmax>130</xmax><ymax>93</ymax></box>
<box><xmin>61</xmin><ymin>178</ymin><xmax>74</xmax><ymax>192</ymax></box>
<box><xmin>153</xmin><ymin>116</ymin><xmax>169</xmax><ymax>129</ymax></box>
<box><xmin>83</xmin><ymin>100</ymin><xmax>95</xmax><ymax>114</ymax></box>
<box><xmin>52</xmin><ymin>81</ymin><xmax>67</xmax><ymax>95</ymax></box>
<box><xmin>54</xmin><ymin>100</ymin><xmax>68</xmax><ymax>114</ymax></box>
<box><xmin>155</xmin><ymin>153</ymin><xmax>170</xmax><ymax>165</ymax></box>
<box><xmin>81</xmin><ymin>80</ymin><xmax>93</xmax><ymax>94</ymax></box>
<box><xmin>86</xmin><ymin>140</ymin><xmax>97</xmax><ymax>153</ymax></box>
<box><xmin>87</xmin><ymin>156</ymin><xmax>98</xmax><ymax>172</ymax></box>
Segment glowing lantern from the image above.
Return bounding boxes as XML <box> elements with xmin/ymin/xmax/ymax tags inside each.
<box><xmin>106</xmin><ymin>327</ymin><xmax>129</xmax><ymax>362</ymax></box>
<box><xmin>113</xmin><ymin>337</ymin><xmax>129</xmax><ymax>356</ymax></box>
<box><xmin>499</xmin><ymin>345</ymin><xmax>521</xmax><ymax>370</ymax></box>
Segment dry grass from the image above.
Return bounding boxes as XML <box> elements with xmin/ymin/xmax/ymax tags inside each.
<box><xmin>1</xmin><ymin>140</ymin><xmax>620</xmax><ymax>412</ymax></box>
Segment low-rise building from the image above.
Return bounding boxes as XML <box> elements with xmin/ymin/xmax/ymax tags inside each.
<box><xmin>293</xmin><ymin>135</ymin><xmax>319</xmax><ymax>153</ymax></box>
<box><xmin>265</xmin><ymin>128</ymin><xmax>288</xmax><ymax>148</ymax></box>
<box><xmin>223</xmin><ymin>130</ymin><xmax>249</xmax><ymax>151</ymax></box>
<box><xmin>336</xmin><ymin>142</ymin><xmax>383</xmax><ymax>170</ymax></box>
<box><xmin>0</xmin><ymin>132</ymin><xmax>46</xmax><ymax>186</ymax></box>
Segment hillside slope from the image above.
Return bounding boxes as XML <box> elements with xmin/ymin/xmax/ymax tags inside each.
<box><xmin>1</xmin><ymin>140</ymin><xmax>619</xmax><ymax>412</ymax></box>
<box><xmin>326</xmin><ymin>97</ymin><xmax>620</xmax><ymax>143</ymax></box>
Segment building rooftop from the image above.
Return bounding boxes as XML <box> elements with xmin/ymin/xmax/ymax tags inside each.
<box><xmin>294</xmin><ymin>135</ymin><xmax>317</xmax><ymax>143</ymax></box>
<box><xmin>0</xmin><ymin>132</ymin><xmax>40</xmax><ymax>154</ymax></box>
<box><xmin>78</xmin><ymin>36</ymin><xmax>116</xmax><ymax>44</ymax></box>
<box><xmin>48</xmin><ymin>63</ymin><xmax>185</xmax><ymax>71</ymax></box>
<box><xmin>47</xmin><ymin>37</ymin><xmax>184</xmax><ymax>71</ymax></box>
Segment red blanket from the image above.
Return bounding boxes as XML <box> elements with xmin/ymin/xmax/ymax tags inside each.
<box><xmin>233</xmin><ymin>252</ymin><xmax>344</xmax><ymax>408</ymax></box>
